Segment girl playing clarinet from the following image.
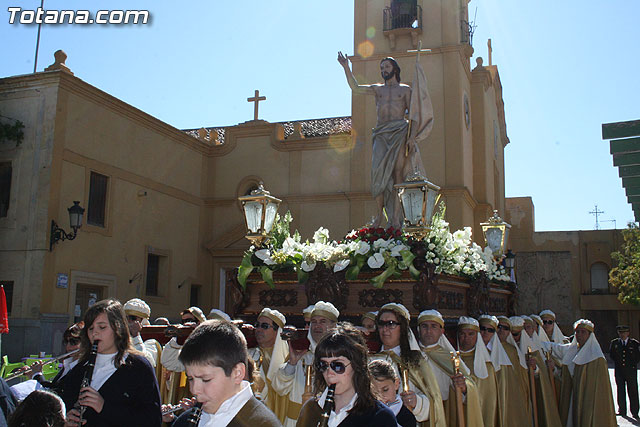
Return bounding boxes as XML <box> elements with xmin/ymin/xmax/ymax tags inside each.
<box><xmin>57</xmin><ymin>299</ymin><xmax>162</xmax><ymax>426</ymax></box>
<box><xmin>296</xmin><ymin>322</ymin><xmax>396</xmax><ymax>426</ymax></box>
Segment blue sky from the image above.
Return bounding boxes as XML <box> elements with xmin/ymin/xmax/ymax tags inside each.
<box><xmin>2</xmin><ymin>1</ymin><xmax>638</xmax><ymax>231</ymax></box>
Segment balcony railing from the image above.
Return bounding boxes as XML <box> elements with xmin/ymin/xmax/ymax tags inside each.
<box><xmin>383</xmin><ymin>4</ymin><xmax>422</xmax><ymax>32</ymax></box>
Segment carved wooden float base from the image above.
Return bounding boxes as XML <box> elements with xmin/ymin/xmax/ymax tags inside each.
<box><xmin>225</xmin><ymin>266</ymin><xmax>516</xmax><ymax>323</ymax></box>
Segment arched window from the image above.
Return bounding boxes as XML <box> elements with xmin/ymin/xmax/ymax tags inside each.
<box><xmin>590</xmin><ymin>262</ymin><xmax>610</xmax><ymax>294</ymax></box>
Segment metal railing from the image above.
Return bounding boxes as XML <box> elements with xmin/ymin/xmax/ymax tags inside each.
<box><xmin>383</xmin><ymin>4</ymin><xmax>422</xmax><ymax>31</ymax></box>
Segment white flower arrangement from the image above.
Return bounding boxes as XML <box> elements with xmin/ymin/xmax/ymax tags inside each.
<box><xmin>237</xmin><ymin>209</ymin><xmax>511</xmax><ymax>288</ymax></box>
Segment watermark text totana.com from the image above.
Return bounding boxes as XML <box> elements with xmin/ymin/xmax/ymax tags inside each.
<box><xmin>8</xmin><ymin>7</ymin><xmax>150</xmax><ymax>25</ymax></box>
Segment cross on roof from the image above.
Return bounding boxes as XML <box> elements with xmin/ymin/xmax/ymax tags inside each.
<box><xmin>247</xmin><ymin>89</ymin><xmax>266</xmax><ymax>121</ymax></box>
<box><xmin>589</xmin><ymin>204</ymin><xmax>605</xmax><ymax>230</ymax></box>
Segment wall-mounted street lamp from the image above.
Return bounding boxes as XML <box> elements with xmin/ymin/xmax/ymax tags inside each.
<box><xmin>50</xmin><ymin>201</ymin><xmax>85</xmax><ymax>251</ymax></box>
<box><xmin>238</xmin><ymin>183</ymin><xmax>281</xmax><ymax>247</ymax></box>
<box><xmin>394</xmin><ymin>170</ymin><xmax>441</xmax><ymax>240</ymax></box>
<box><xmin>480</xmin><ymin>210</ymin><xmax>511</xmax><ymax>257</ymax></box>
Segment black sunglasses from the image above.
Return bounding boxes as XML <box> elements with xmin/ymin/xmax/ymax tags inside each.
<box><xmin>127</xmin><ymin>315</ymin><xmax>141</xmax><ymax>322</ymax></box>
<box><xmin>480</xmin><ymin>326</ymin><xmax>496</xmax><ymax>333</ymax></box>
<box><xmin>377</xmin><ymin>320</ymin><xmax>400</xmax><ymax>329</ymax></box>
<box><xmin>316</xmin><ymin>360</ymin><xmax>351</xmax><ymax>374</ymax></box>
<box><xmin>497</xmin><ymin>324</ymin><xmax>510</xmax><ymax>331</ymax></box>
<box><xmin>64</xmin><ymin>338</ymin><xmax>80</xmax><ymax>345</ymax></box>
<box><xmin>255</xmin><ymin>322</ymin><xmax>278</xmax><ymax>331</ymax></box>
<box><xmin>542</xmin><ymin>320</ymin><xmax>554</xmax><ymax>325</ymax></box>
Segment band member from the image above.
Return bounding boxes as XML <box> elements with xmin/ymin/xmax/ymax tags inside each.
<box><xmin>247</xmin><ymin>308</ymin><xmax>289</xmax><ymax>422</ymax></box>
<box><xmin>57</xmin><ymin>298</ymin><xmax>162</xmax><ymax>426</ymax></box>
<box><xmin>124</xmin><ymin>298</ymin><xmax>159</xmax><ymax>368</ymax></box>
<box><xmin>371</xmin><ymin>303</ymin><xmax>445</xmax><ymax>426</ymax></box>
<box><xmin>172</xmin><ymin>320</ymin><xmax>282</xmax><ymax>426</ymax></box>
<box><xmin>161</xmin><ymin>306</ymin><xmax>207</xmax><ymax>405</ymax></box>
<box><xmin>272</xmin><ymin>301</ymin><xmax>339</xmax><ymax>427</ymax></box>
<box><xmin>416</xmin><ymin>310</ymin><xmax>482</xmax><ymax>427</ymax></box>
<box><xmin>16</xmin><ymin>322</ymin><xmax>83</xmax><ymax>393</ymax></box>
<box><xmin>369</xmin><ymin>359</ymin><xmax>417</xmax><ymax>427</ymax></box>
<box><xmin>296</xmin><ymin>323</ymin><xmax>397</xmax><ymax>426</ymax></box>
<box><xmin>161</xmin><ymin>307</ymin><xmax>206</xmax><ymax>372</ymax></box>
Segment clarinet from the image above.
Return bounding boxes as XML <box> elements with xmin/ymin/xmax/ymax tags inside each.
<box><xmin>317</xmin><ymin>384</ymin><xmax>336</xmax><ymax>427</ymax></box>
<box><xmin>187</xmin><ymin>402</ymin><xmax>203</xmax><ymax>426</ymax></box>
<box><xmin>77</xmin><ymin>341</ymin><xmax>99</xmax><ymax>425</ymax></box>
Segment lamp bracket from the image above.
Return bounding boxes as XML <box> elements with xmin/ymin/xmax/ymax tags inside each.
<box><xmin>50</xmin><ymin>219</ymin><xmax>78</xmax><ymax>251</ymax></box>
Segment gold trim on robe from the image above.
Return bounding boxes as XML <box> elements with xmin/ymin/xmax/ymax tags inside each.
<box><xmin>498</xmin><ymin>342</ymin><xmax>532</xmax><ymax>427</ymax></box>
<box><xmin>559</xmin><ymin>358</ymin><xmax>616</xmax><ymax>427</ymax></box>
<box><xmin>530</xmin><ymin>350</ymin><xmax>562</xmax><ymax>427</ymax></box>
<box><xmin>460</xmin><ymin>350</ymin><xmax>499</xmax><ymax>427</ymax></box>
<box><xmin>422</xmin><ymin>345</ymin><xmax>485</xmax><ymax>427</ymax></box>
<box><xmin>250</xmin><ymin>346</ymin><xmax>290</xmax><ymax>424</ymax></box>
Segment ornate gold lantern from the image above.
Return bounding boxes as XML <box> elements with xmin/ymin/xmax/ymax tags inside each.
<box><xmin>480</xmin><ymin>210</ymin><xmax>511</xmax><ymax>257</ymax></box>
<box><xmin>238</xmin><ymin>183</ymin><xmax>281</xmax><ymax>247</ymax></box>
<box><xmin>394</xmin><ymin>171</ymin><xmax>441</xmax><ymax>239</ymax></box>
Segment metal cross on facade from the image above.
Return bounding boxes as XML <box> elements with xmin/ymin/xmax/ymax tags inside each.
<box><xmin>589</xmin><ymin>204</ymin><xmax>605</xmax><ymax>230</ymax></box>
<box><xmin>247</xmin><ymin>90</ymin><xmax>266</xmax><ymax>121</ymax></box>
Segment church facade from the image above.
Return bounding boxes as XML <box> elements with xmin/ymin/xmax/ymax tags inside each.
<box><xmin>0</xmin><ymin>0</ymin><xmax>636</xmax><ymax>359</ymax></box>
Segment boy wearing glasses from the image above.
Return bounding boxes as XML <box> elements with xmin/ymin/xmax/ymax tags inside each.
<box><xmin>173</xmin><ymin>320</ymin><xmax>282</xmax><ymax>427</ymax></box>
<box><xmin>247</xmin><ymin>308</ymin><xmax>289</xmax><ymax>422</ymax></box>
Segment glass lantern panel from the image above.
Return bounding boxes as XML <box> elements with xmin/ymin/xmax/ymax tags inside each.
<box><xmin>264</xmin><ymin>202</ymin><xmax>278</xmax><ymax>233</ymax></box>
<box><xmin>401</xmin><ymin>188</ymin><xmax>424</xmax><ymax>225</ymax></box>
<box><xmin>69</xmin><ymin>212</ymin><xmax>83</xmax><ymax>228</ymax></box>
<box><xmin>424</xmin><ymin>188</ymin><xmax>438</xmax><ymax>227</ymax></box>
<box><xmin>485</xmin><ymin>227</ymin><xmax>503</xmax><ymax>254</ymax></box>
<box><xmin>502</xmin><ymin>228</ymin><xmax>510</xmax><ymax>252</ymax></box>
<box><xmin>244</xmin><ymin>201</ymin><xmax>263</xmax><ymax>233</ymax></box>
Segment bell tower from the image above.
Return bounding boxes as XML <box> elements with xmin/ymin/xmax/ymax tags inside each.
<box><xmin>348</xmin><ymin>0</ymin><xmax>507</xmax><ymax>236</ymax></box>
